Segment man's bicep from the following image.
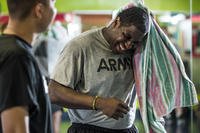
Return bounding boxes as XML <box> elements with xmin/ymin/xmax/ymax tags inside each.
<box><xmin>1</xmin><ymin>106</ymin><xmax>29</xmax><ymax>133</ymax></box>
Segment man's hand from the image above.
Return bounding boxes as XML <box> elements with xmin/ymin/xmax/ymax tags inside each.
<box><xmin>96</xmin><ymin>97</ymin><xmax>130</xmax><ymax>120</ymax></box>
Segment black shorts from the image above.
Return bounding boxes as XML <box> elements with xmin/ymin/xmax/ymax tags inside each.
<box><xmin>68</xmin><ymin>123</ymin><xmax>138</xmax><ymax>133</ymax></box>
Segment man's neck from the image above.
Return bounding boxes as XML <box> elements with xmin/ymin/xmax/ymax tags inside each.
<box><xmin>102</xmin><ymin>27</ymin><xmax>113</xmax><ymax>45</ymax></box>
<box><xmin>3</xmin><ymin>19</ymin><xmax>35</xmax><ymax>45</ymax></box>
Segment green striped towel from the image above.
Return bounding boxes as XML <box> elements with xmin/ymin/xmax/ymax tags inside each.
<box><xmin>116</xmin><ymin>1</ymin><xmax>199</xmax><ymax>132</ymax></box>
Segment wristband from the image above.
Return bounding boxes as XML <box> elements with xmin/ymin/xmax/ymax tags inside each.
<box><xmin>92</xmin><ymin>96</ymin><xmax>99</xmax><ymax>110</ymax></box>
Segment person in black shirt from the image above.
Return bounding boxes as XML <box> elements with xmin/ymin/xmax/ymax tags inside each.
<box><xmin>0</xmin><ymin>0</ymin><xmax>57</xmax><ymax>133</ymax></box>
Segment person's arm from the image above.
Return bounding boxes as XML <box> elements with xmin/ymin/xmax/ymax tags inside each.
<box><xmin>49</xmin><ymin>80</ymin><xmax>130</xmax><ymax>120</ymax></box>
<box><xmin>1</xmin><ymin>106</ymin><xmax>29</xmax><ymax>133</ymax></box>
<box><xmin>0</xmin><ymin>55</ymin><xmax>39</xmax><ymax>133</ymax></box>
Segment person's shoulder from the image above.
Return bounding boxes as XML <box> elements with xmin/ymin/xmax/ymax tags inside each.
<box><xmin>61</xmin><ymin>28</ymin><xmax>102</xmax><ymax>55</ymax></box>
<box><xmin>68</xmin><ymin>28</ymin><xmax>101</xmax><ymax>48</ymax></box>
<box><xmin>0</xmin><ymin>35</ymin><xmax>30</xmax><ymax>57</ymax></box>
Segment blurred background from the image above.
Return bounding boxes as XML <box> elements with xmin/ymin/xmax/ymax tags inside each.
<box><xmin>0</xmin><ymin>0</ymin><xmax>200</xmax><ymax>132</ymax></box>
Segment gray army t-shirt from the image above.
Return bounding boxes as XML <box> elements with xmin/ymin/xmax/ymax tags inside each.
<box><xmin>51</xmin><ymin>28</ymin><xmax>137</xmax><ymax>129</ymax></box>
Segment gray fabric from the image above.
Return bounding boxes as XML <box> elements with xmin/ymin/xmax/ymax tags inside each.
<box><xmin>32</xmin><ymin>35</ymin><xmax>65</xmax><ymax>77</ymax></box>
<box><xmin>51</xmin><ymin>28</ymin><xmax>137</xmax><ymax>129</ymax></box>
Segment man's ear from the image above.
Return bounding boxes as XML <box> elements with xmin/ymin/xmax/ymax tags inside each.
<box><xmin>34</xmin><ymin>3</ymin><xmax>45</xmax><ymax>19</ymax></box>
<box><xmin>111</xmin><ymin>17</ymin><xmax>121</xmax><ymax>28</ymax></box>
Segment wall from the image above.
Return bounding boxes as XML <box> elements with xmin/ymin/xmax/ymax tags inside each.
<box><xmin>1</xmin><ymin>0</ymin><xmax>200</xmax><ymax>13</ymax></box>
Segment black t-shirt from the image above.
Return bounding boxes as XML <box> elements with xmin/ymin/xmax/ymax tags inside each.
<box><xmin>0</xmin><ymin>34</ymin><xmax>53</xmax><ymax>133</ymax></box>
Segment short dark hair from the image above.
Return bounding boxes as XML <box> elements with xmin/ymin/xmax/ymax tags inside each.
<box><xmin>7</xmin><ymin>0</ymin><xmax>48</xmax><ymax>20</ymax></box>
<box><xmin>117</xmin><ymin>6</ymin><xmax>149</xmax><ymax>34</ymax></box>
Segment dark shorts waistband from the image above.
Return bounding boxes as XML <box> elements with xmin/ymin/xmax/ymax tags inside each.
<box><xmin>67</xmin><ymin>123</ymin><xmax>138</xmax><ymax>133</ymax></box>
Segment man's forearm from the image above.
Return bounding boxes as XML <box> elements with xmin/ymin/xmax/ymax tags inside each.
<box><xmin>48</xmin><ymin>80</ymin><xmax>94</xmax><ymax>109</ymax></box>
<box><xmin>48</xmin><ymin>80</ymin><xmax>130</xmax><ymax>119</ymax></box>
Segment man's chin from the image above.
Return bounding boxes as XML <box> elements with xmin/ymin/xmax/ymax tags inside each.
<box><xmin>112</xmin><ymin>49</ymin><xmax>134</xmax><ymax>54</ymax></box>
<box><xmin>111</xmin><ymin>46</ymin><xmax>124</xmax><ymax>54</ymax></box>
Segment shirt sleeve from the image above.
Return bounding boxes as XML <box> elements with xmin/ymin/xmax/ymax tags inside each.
<box><xmin>50</xmin><ymin>42</ymin><xmax>84</xmax><ymax>89</ymax></box>
<box><xmin>0</xmin><ymin>54</ymin><xmax>38</xmax><ymax>113</ymax></box>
